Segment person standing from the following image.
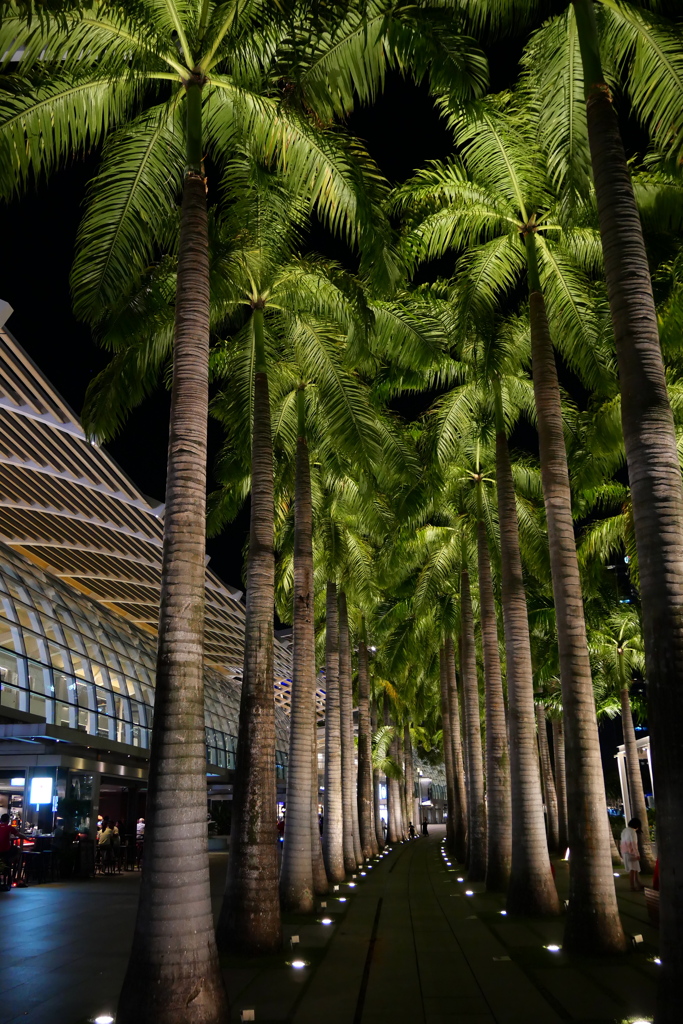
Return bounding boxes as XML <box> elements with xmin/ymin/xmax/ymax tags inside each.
<box><xmin>422</xmin><ymin>819</ymin><xmax>429</xmax><ymax>837</ymax></box>
<box><xmin>621</xmin><ymin>817</ymin><xmax>644</xmax><ymax>891</ymax></box>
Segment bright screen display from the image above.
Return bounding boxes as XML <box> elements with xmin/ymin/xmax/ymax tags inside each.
<box><xmin>29</xmin><ymin>777</ymin><xmax>52</xmax><ymax>805</ymax></box>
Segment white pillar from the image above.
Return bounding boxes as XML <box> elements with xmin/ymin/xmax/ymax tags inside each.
<box><xmin>616</xmin><ymin>750</ymin><xmax>631</xmax><ymax>823</ymax></box>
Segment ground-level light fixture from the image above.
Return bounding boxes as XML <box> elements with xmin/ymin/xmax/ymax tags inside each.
<box><xmin>338</xmin><ymin>897</ymin><xmax>347</xmax><ymax>902</ymax></box>
<box><xmin>654</xmin><ymin>957</ymin><xmax>662</xmax><ymax>965</ymax></box>
<box><xmin>500</xmin><ymin>911</ymin><xmax>507</xmax><ymax>916</ymax></box>
<box><xmin>321</xmin><ymin>918</ymin><xmax>333</xmax><ymax>925</ymax></box>
<box><xmin>291</xmin><ymin>960</ymin><xmax>307</xmax><ymax>969</ymax></box>
<box><xmin>94</xmin><ymin>1016</ymin><xmax>114</xmax><ymax>1024</ymax></box>
<box><xmin>465</xmin><ymin>890</ymin><xmax>474</xmax><ymax>896</ymax></box>
<box><xmin>348</xmin><ymin>882</ymin><xmax>356</xmax><ymax>887</ymax></box>
<box><xmin>614</xmin><ymin>872</ymin><xmax>620</xmax><ymax>877</ymax></box>
<box><xmin>457</xmin><ymin>877</ymin><xmax>464</xmax><ymax>882</ymax></box>
<box><xmin>545</xmin><ymin>945</ymin><xmax>561</xmax><ymax>953</ymax></box>
<box><xmin>360</xmin><ymin>871</ymin><xmax>366</xmax><ymax>876</ymax></box>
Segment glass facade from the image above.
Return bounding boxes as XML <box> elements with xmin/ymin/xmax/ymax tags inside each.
<box><xmin>0</xmin><ymin>544</ymin><xmax>289</xmax><ymax>772</ymax></box>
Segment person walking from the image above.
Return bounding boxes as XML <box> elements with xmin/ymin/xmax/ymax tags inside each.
<box><xmin>621</xmin><ymin>817</ymin><xmax>644</xmax><ymax>891</ymax></box>
<box><xmin>422</xmin><ymin>819</ymin><xmax>429</xmax><ymax>837</ymax></box>
<box><xmin>408</xmin><ymin>822</ymin><xmax>416</xmax><ymax>839</ymax></box>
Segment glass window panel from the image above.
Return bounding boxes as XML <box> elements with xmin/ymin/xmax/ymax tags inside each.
<box><xmin>62</xmin><ymin>628</ymin><xmax>86</xmax><ymax>655</ymax></box>
<box><xmin>75</xmin><ymin>680</ymin><xmax>92</xmax><ymax>709</ymax></box>
<box><xmin>42</xmin><ymin>618</ymin><xmax>65</xmax><ymax>644</ymax></box>
<box><xmin>55</xmin><ymin>606</ymin><xmax>75</xmax><ymax>628</ymax></box>
<box><xmin>70</xmin><ymin>655</ymin><xmax>91</xmax><ymax>681</ymax></box>
<box><xmin>141</xmin><ymin>685</ymin><xmax>154</xmax><ymax>707</ymax></box>
<box><xmin>103</xmin><ymin>648</ymin><xmax>121</xmax><ymax>672</ymax></box>
<box><xmin>23</xmin><ymin>632</ymin><xmax>47</xmax><ymax>662</ymax></box>
<box><xmin>113</xmin><ymin>694</ymin><xmax>129</xmax><ymax>721</ymax></box>
<box><xmin>119</xmin><ymin>656</ymin><xmax>135</xmax><ymax>677</ymax></box>
<box><xmin>0</xmin><ymin>683</ymin><xmax>20</xmax><ymax>709</ymax></box>
<box><xmin>109</xmin><ymin>673</ymin><xmax>123</xmax><ymax>693</ymax></box>
<box><xmin>97</xmin><ymin>714</ymin><xmax>113</xmax><ymax>738</ymax></box>
<box><xmin>84</xmin><ymin>638</ymin><xmax>104</xmax><ymax>663</ymax></box>
<box><xmin>52</xmin><ymin>672</ymin><xmax>71</xmax><ymax>703</ymax></box>
<box><xmin>75</xmin><ymin>617</ymin><xmax>95</xmax><ymax>639</ymax></box>
<box><xmin>54</xmin><ymin>701</ymin><xmax>71</xmax><ymax>728</ymax></box>
<box><xmin>6</xmin><ymin>580</ymin><xmax>32</xmax><ymax>605</ymax></box>
<box><xmin>0</xmin><ymin>619</ymin><xmax>23</xmax><ymax>653</ymax></box>
<box><xmin>0</xmin><ymin>651</ymin><xmax>20</xmax><ymax>687</ymax></box>
<box><xmin>95</xmin><ymin>687</ymin><xmax>113</xmax><ymax>715</ymax></box>
<box><xmin>115</xmin><ymin>719</ymin><xmax>128</xmax><ymax>744</ymax></box>
<box><xmin>2</xmin><ymin>597</ymin><xmax>17</xmax><ymax>622</ymax></box>
<box><xmin>48</xmin><ymin>643</ymin><xmax>71</xmax><ymax>672</ymax></box>
<box><xmin>28</xmin><ymin>662</ymin><xmax>50</xmax><ymax>695</ymax></box>
<box><xmin>91</xmin><ymin>663</ymin><xmax>109</xmax><ymax>689</ymax></box>
<box><xmin>131</xmin><ymin>725</ymin><xmax>142</xmax><ymax>747</ymax></box>
<box><xmin>77</xmin><ymin>706</ymin><xmax>88</xmax><ymax>731</ymax></box>
<box><xmin>29</xmin><ymin>692</ymin><xmax>46</xmax><ymax>718</ymax></box>
<box><xmin>125</xmin><ymin>677</ymin><xmax>141</xmax><ymax>699</ymax></box>
<box><xmin>15</xmin><ymin>604</ymin><xmax>38</xmax><ymax>631</ymax></box>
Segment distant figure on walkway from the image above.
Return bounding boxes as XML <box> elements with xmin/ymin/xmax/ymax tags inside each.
<box><xmin>277</xmin><ymin>816</ymin><xmax>285</xmax><ymax>843</ymax></box>
<box><xmin>382</xmin><ymin>819</ymin><xmax>387</xmax><ymax>838</ymax></box>
<box><xmin>136</xmin><ymin>817</ymin><xmax>145</xmax><ymax>838</ymax></box>
<box><xmin>408</xmin><ymin>822</ymin><xmax>416</xmax><ymax>839</ymax></box>
<box><xmin>621</xmin><ymin>817</ymin><xmax>644</xmax><ymax>891</ymax></box>
<box><xmin>422</xmin><ymin>819</ymin><xmax>429</xmax><ymax>836</ymax></box>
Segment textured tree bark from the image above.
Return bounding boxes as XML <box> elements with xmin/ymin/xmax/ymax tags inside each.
<box><xmin>217</xmin><ymin>305</ymin><xmax>281</xmax><ymax>955</ymax></box>
<box><xmin>339</xmin><ymin>592</ymin><xmax>358</xmax><ymax>872</ymax></box>
<box><xmin>279</xmin><ymin>389</ymin><xmax>316</xmax><ymax>912</ymax></box>
<box><xmin>323</xmin><ymin>582</ymin><xmax>345</xmax><ymax>882</ymax></box>
<box><xmin>404</xmin><ymin>724</ymin><xmax>416</xmax><ymax>837</ymax></box>
<box><xmin>439</xmin><ymin>645</ymin><xmax>458</xmax><ymax>855</ymax></box>
<box><xmin>397</xmin><ymin>729</ymin><xmax>409</xmax><ymax>839</ymax></box>
<box><xmin>372</xmin><ymin>699</ymin><xmax>386</xmax><ymax>850</ymax></box>
<box><xmin>526</xmin><ymin>236</ymin><xmax>626</xmax><ymax>953</ymax></box>
<box><xmin>118</xmin><ymin>109</ymin><xmax>229</xmax><ymax>1021</ymax></box>
<box><xmin>461</xmin><ymin>563</ymin><xmax>487</xmax><ymax>881</ymax></box>
<box><xmin>552</xmin><ymin>718</ymin><xmax>569</xmax><ymax>854</ymax></box>
<box><xmin>494</xmin><ymin>386</ymin><xmax>559</xmax><ymax>917</ymax></box>
<box><xmin>357</xmin><ymin>637</ymin><xmax>375</xmax><ymax>858</ymax></box>
<box><xmin>536</xmin><ymin>704</ymin><xmax>560</xmax><ymax>854</ymax></box>
<box><xmin>620</xmin><ymin>686</ymin><xmax>656</xmax><ymax>873</ymax></box>
<box><xmin>311</xmin><ymin>721</ymin><xmax>329</xmax><ymax>896</ymax></box>
<box><xmin>573</xmin><ymin>0</ymin><xmax>681</xmax><ymax>992</ymax></box>
<box><xmin>388</xmin><ymin>714</ymin><xmax>402</xmax><ymax>843</ymax></box>
<box><xmin>477</xmin><ymin>517</ymin><xmax>512</xmax><ymax>891</ymax></box>
<box><xmin>445</xmin><ymin>637</ymin><xmax>468</xmax><ymax>863</ymax></box>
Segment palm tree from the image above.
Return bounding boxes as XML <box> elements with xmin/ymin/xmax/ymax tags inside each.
<box><xmin>323</xmin><ymin>581</ymin><xmax>345</xmax><ymax>881</ymax></box>
<box><xmin>589</xmin><ymin>607</ymin><xmax>656</xmax><ymax>873</ymax></box>
<box><xmin>445</xmin><ymin>636</ymin><xmax>469</xmax><ymax>864</ymax></box>
<box><xmin>357</xmin><ymin>625</ymin><xmax>375</xmax><ymax>858</ymax></box>
<box><xmin>459</xmin><ymin>540</ymin><xmax>487</xmax><ymax>880</ymax></box>
<box><xmin>395</xmin><ymin>98</ymin><xmax>625</xmax><ymax>950</ymax></box>
<box><xmin>340</xmin><ymin>589</ymin><xmax>363</xmax><ymax>867</ymax></box>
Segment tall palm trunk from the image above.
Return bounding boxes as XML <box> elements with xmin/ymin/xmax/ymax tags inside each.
<box><xmin>357</xmin><ymin>634</ymin><xmax>375</xmax><ymax>858</ymax></box>
<box><xmin>218</xmin><ymin>303</ymin><xmax>281</xmax><ymax>954</ymax></box>
<box><xmin>439</xmin><ymin>646</ymin><xmax>458</xmax><ymax>855</ymax></box>
<box><xmin>552</xmin><ymin>718</ymin><xmax>569</xmax><ymax>853</ymax></box>
<box><xmin>525</xmin><ymin>230</ymin><xmax>626</xmax><ymax>954</ymax></box>
<box><xmin>446</xmin><ymin>637</ymin><xmax>468</xmax><ymax>862</ymax></box>
<box><xmin>573</xmin><ymin>0</ymin><xmax>682</xmax><ymax>994</ymax></box>
<box><xmin>536</xmin><ymin>704</ymin><xmax>559</xmax><ymax>854</ymax></box>
<box><xmin>387</xmin><ymin>716</ymin><xmax>402</xmax><ymax>843</ymax></box>
<box><xmin>476</xmin><ymin>514</ymin><xmax>512</xmax><ymax>891</ymax></box>
<box><xmin>460</xmin><ymin>558</ymin><xmax>486</xmax><ymax>881</ymax></box>
<box><xmin>118</xmin><ymin>82</ymin><xmax>228</xmax><ymax>1024</ymax></box>
<box><xmin>323</xmin><ymin>582</ymin><xmax>345</xmax><ymax>882</ymax></box>
<box><xmin>493</xmin><ymin>380</ymin><xmax>559</xmax><ymax>917</ymax></box>
<box><xmin>374</xmin><ymin>700</ymin><xmax>385</xmax><ymax>851</ymax></box>
<box><xmin>404</xmin><ymin>724</ymin><xmax>416</xmax><ymax>836</ymax></box>
<box><xmin>279</xmin><ymin>387</ymin><xmax>315</xmax><ymax>912</ymax></box>
<box><xmin>397</xmin><ymin>729</ymin><xmax>409</xmax><ymax>839</ymax></box>
<box><xmin>620</xmin><ymin>684</ymin><xmax>656</xmax><ymax>873</ymax></box>
<box><xmin>339</xmin><ymin>591</ymin><xmax>358</xmax><ymax>871</ymax></box>
<box><xmin>311</xmin><ymin>721</ymin><xmax>329</xmax><ymax>896</ymax></box>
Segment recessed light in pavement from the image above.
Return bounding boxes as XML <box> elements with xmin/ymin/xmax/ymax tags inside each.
<box><xmin>500</xmin><ymin>910</ymin><xmax>507</xmax><ymax>915</ymax></box>
<box><xmin>321</xmin><ymin>918</ymin><xmax>333</xmax><ymax>925</ymax></box>
<box><xmin>465</xmin><ymin>890</ymin><xmax>474</xmax><ymax>896</ymax></box>
<box><xmin>94</xmin><ymin>1017</ymin><xmax>114</xmax><ymax>1024</ymax></box>
<box><xmin>545</xmin><ymin>945</ymin><xmax>561</xmax><ymax>953</ymax></box>
<box><xmin>291</xmin><ymin>960</ymin><xmax>307</xmax><ymax>969</ymax></box>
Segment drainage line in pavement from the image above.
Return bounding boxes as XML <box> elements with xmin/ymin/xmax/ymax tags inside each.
<box><xmin>353</xmin><ymin>897</ymin><xmax>383</xmax><ymax>1024</ymax></box>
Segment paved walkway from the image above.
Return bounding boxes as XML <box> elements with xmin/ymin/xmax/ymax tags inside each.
<box><xmin>0</xmin><ymin>827</ymin><xmax>659</xmax><ymax>1024</ymax></box>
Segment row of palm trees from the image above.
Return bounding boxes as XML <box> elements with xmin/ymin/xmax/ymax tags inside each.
<box><xmin>2</xmin><ymin>1</ymin><xmax>682</xmax><ymax>1022</ymax></box>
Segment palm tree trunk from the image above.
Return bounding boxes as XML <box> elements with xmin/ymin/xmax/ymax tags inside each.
<box><xmin>387</xmin><ymin>714</ymin><xmax>402</xmax><ymax>843</ymax></box>
<box><xmin>460</xmin><ymin>560</ymin><xmax>487</xmax><ymax>882</ymax></box>
<box><xmin>372</xmin><ymin>699</ymin><xmax>386</xmax><ymax>849</ymax></box>
<box><xmin>552</xmin><ymin>718</ymin><xmax>569</xmax><ymax>853</ymax></box>
<box><xmin>536</xmin><ymin>704</ymin><xmax>560</xmax><ymax>854</ymax></box>
<box><xmin>279</xmin><ymin>387</ymin><xmax>315</xmax><ymax>912</ymax></box>
<box><xmin>311</xmin><ymin>721</ymin><xmax>329</xmax><ymax>896</ymax></box>
<box><xmin>397</xmin><ymin>729</ymin><xmax>409</xmax><ymax>839</ymax></box>
<box><xmin>525</xmin><ymin>230</ymin><xmax>626</xmax><ymax>954</ymax></box>
<box><xmin>323</xmin><ymin>581</ymin><xmax>345</xmax><ymax>882</ymax></box>
<box><xmin>118</xmin><ymin>82</ymin><xmax>228</xmax><ymax>1024</ymax></box>
<box><xmin>357</xmin><ymin>635</ymin><xmax>375</xmax><ymax>858</ymax></box>
<box><xmin>439</xmin><ymin>644</ymin><xmax>458</xmax><ymax>855</ymax></box>
<box><xmin>445</xmin><ymin>637</ymin><xmax>468</xmax><ymax>863</ymax></box>
<box><xmin>477</xmin><ymin>516</ymin><xmax>512</xmax><ymax>891</ymax></box>
<box><xmin>574</xmin><ymin>0</ymin><xmax>682</xmax><ymax>992</ymax></box>
<box><xmin>339</xmin><ymin>591</ymin><xmax>358</xmax><ymax>872</ymax></box>
<box><xmin>493</xmin><ymin>380</ymin><xmax>559</xmax><ymax>917</ymax></box>
<box><xmin>404</xmin><ymin>724</ymin><xmax>416</xmax><ymax>836</ymax></box>
<box><xmin>620</xmin><ymin>685</ymin><xmax>656</xmax><ymax>873</ymax></box>
<box><xmin>218</xmin><ymin>303</ymin><xmax>281</xmax><ymax>955</ymax></box>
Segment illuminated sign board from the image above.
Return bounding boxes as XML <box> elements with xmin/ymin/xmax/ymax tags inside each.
<box><xmin>29</xmin><ymin>777</ymin><xmax>52</xmax><ymax>805</ymax></box>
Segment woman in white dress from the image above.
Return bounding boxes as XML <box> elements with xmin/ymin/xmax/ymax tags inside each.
<box><xmin>620</xmin><ymin>817</ymin><xmax>644</xmax><ymax>891</ymax></box>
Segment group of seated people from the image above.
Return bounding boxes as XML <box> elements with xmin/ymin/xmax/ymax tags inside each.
<box><xmin>95</xmin><ymin>816</ymin><xmax>145</xmax><ymax>872</ymax></box>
